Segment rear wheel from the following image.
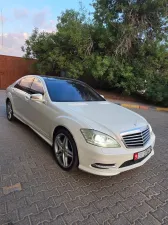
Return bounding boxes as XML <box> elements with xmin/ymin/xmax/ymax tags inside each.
<box><xmin>53</xmin><ymin>128</ymin><xmax>79</xmax><ymax>171</ymax></box>
<box><xmin>6</xmin><ymin>100</ymin><xmax>15</xmax><ymax>121</ymax></box>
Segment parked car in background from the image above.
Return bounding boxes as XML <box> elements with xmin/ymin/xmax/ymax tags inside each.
<box><xmin>6</xmin><ymin>75</ymin><xmax>155</xmax><ymax>176</ymax></box>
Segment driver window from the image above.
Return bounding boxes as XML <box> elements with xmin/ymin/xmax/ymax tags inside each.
<box><xmin>31</xmin><ymin>78</ymin><xmax>44</xmax><ymax>95</ymax></box>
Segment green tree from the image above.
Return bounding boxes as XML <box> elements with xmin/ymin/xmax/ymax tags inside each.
<box><xmin>22</xmin><ymin>28</ymin><xmax>60</xmax><ymax>74</ymax></box>
<box><xmin>22</xmin><ymin>0</ymin><xmax>168</xmax><ymax>106</ymax></box>
<box><xmin>93</xmin><ymin>0</ymin><xmax>168</xmax><ymax>56</ymax></box>
<box><xmin>93</xmin><ymin>0</ymin><xmax>168</xmax><ymax>102</ymax></box>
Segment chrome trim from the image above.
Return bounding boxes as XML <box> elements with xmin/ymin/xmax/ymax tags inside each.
<box><xmin>121</xmin><ymin>126</ymin><xmax>150</xmax><ymax>148</ymax></box>
<box><xmin>120</xmin><ymin>126</ymin><xmax>148</xmax><ymax>136</ymax></box>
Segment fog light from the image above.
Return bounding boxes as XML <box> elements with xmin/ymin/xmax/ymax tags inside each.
<box><xmin>91</xmin><ymin>163</ymin><xmax>116</xmax><ymax>169</ymax></box>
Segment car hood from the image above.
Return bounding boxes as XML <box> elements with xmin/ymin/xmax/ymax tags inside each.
<box><xmin>54</xmin><ymin>101</ymin><xmax>148</xmax><ymax>136</ymax></box>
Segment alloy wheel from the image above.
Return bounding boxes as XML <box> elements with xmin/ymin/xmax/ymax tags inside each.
<box><xmin>54</xmin><ymin>133</ymin><xmax>74</xmax><ymax>168</ymax></box>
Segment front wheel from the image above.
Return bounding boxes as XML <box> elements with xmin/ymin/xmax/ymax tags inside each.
<box><xmin>6</xmin><ymin>100</ymin><xmax>15</xmax><ymax>121</ymax></box>
<box><xmin>53</xmin><ymin>128</ymin><xmax>79</xmax><ymax>171</ymax></box>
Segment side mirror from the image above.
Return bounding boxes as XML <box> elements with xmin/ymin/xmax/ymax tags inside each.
<box><xmin>100</xmin><ymin>94</ymin><xmax>105</xmax><ymax>98</ymax></box>
<box><xmin>30</xmin><ymin>94</ymin><xmax>45</xmax><ymax>103</ymax></box>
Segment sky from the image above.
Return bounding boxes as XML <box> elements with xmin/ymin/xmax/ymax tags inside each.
<box><xmin>0</xmin><ymin>0</ymin><xmax>92</xmax><ymax>57</ymax></box>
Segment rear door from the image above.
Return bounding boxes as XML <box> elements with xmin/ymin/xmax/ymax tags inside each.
<box><xmin>12</xmin><ymin>76</ymin><xmax>34</xmax><ymax>121</ymax></box>
<box><xmin>11</xmin><ymin>80</ymin><xmax>21</xmax><ymax>115</ymax></box>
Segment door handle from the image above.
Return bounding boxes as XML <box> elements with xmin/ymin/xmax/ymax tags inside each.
<box><xmin>25</xmin><ymin>96</ymin><xmax>30</xmax><ymax>101</ymax></box>
<box><xmin>11</xmin><ymin>88</ymin><xmax>15</xmax><ymax>92</ymax></box>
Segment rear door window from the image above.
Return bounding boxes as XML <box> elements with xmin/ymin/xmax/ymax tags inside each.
<box><xmin>15</xmin><ymin>77</ymin><xmax>34</xmax><ymax>94</ymax></box>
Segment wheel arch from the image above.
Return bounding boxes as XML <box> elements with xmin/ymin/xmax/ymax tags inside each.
<box><xmin>6</xmin><ymin>91</ymin><xmax>14</xmax><ymax>105</ymax></box>
<box><xmin>53</xmin><ymin>125</ymin><xmax>75</xmax><ymax>144</ymax></box>
<box><xmin>51</xmin><ymin>116</ymin><xmax>83</xmax><ymax>145</ymax></box>
<box><xmin>6</xmin><ymin>97</ymin><xmax>10</xmax><ymax>103</ymax></box>
<box><xmin>6</xmin><ymin>96</ymin><xmax>14</xmax><ymax>109</ymax></box>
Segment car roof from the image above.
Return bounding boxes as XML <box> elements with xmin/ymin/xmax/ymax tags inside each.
<box><xmin>38</xmin><ymin>75</ymin><xmax>86</xmax><ymax>85</ymax></box>
<box><xmin>40</xmin><ymin>75</ymin><xmax>76</xmax><ymax>81</ymax></box>
<box><xmin>24</xmin><ymin>75</ymin><xmax>87</xmax><ymax>87</ymax></box>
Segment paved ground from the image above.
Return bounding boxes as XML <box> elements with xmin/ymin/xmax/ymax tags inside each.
<box><xmin>0</xmin><ymin>90</ymin><xmax>168</xmax><ymax>225</ymax></box>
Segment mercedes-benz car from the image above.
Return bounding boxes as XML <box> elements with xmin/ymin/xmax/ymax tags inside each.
<box><xmin>6</xmin><ymin>75</ymin><xmax>155</xmax><ymax>176</ymax></box>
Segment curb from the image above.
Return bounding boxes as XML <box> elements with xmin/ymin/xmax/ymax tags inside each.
<box><xmin>115</xmin><ymin>103</ymin><xmax>168</xmax><ymax>112</ymax></box>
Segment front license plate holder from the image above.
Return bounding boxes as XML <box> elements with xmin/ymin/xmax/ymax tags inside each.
<box><xmin>137</xmin><ymin>146</ymin><xmax>152</xmax><ymax>160</ymax></box>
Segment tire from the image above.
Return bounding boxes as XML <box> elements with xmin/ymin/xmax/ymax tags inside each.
<box><xmin>6</xmin><ymin>100</ymin><xmax>15</xmax><ymax>121</ymax></box>
<box><xmin>53</xmin><ymin>128</ymin><xmax>79</xmax><ymax>171</ymax></box>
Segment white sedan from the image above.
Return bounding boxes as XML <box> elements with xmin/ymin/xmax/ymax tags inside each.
<box><xmin>6</xmin><ymin>75</ymin><xmax>155</xmax><ymax>176</ymax></box>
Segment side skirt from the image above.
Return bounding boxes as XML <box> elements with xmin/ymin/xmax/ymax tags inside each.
<box><xmin>14</xmin><ymin>113</ymin><xmax>53</xmax><ymax>146</ymax></box>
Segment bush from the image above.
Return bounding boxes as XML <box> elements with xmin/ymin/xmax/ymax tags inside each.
<box><xmin>145</xmin><ymin>77</ymin><xmax>168</xmax><ymax>106</ymax></box>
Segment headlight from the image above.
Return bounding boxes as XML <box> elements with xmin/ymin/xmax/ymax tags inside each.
<box><xmin>149</xmin><ymin>124</ymin><xmax>152</xmax><ymax>134</ymax></box>
<box><xmin>80</xmin><ymin>129</ymin><xmax>121</xmax><ymax>148</ymax></box>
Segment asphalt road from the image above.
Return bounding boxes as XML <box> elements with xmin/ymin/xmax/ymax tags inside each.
<box><xmin>0</xmin><ymin>90</ymin><xmax>168</xmax><ymax>225</ymax></box>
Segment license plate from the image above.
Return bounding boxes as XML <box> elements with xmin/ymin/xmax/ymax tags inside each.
<box><xmin>137</xmin><ymin>146</ymin><xmax>152</xmax><ymax>159</ymax></box>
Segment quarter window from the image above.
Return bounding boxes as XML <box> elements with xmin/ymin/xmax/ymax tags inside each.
<box><xmin>14</xmin><ymin>80</ymin><xmax>21</xmax><ymax>89</ymax></box>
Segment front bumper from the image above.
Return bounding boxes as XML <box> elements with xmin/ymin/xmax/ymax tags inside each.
<box><xmin>78</xmin><ymin>132</ymin><xmax>155</xmax><ymax>176</ymax></box>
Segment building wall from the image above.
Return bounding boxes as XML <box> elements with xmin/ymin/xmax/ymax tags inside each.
<box><xmin>0</xmin><ymin>55</ymin><xmax>36</xmax><ymax>89</ymax></box>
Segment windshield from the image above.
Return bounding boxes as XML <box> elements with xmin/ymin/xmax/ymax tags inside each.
<box><xmin>45</xmin><ymin>79</ymin><xmax>105</xmax><ymax>102</ymax></box>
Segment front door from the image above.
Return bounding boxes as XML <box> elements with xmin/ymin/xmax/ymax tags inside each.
<box><xmin>27</xmin><ymin>78</ymin><xmax>50</xmax><ymax>138</ymax></box>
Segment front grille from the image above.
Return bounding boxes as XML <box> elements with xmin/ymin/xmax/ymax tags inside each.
<box><xmin>122</xmin><ymin>126</ymin><xmax>150</xmax><ymax>148</ymax></box>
